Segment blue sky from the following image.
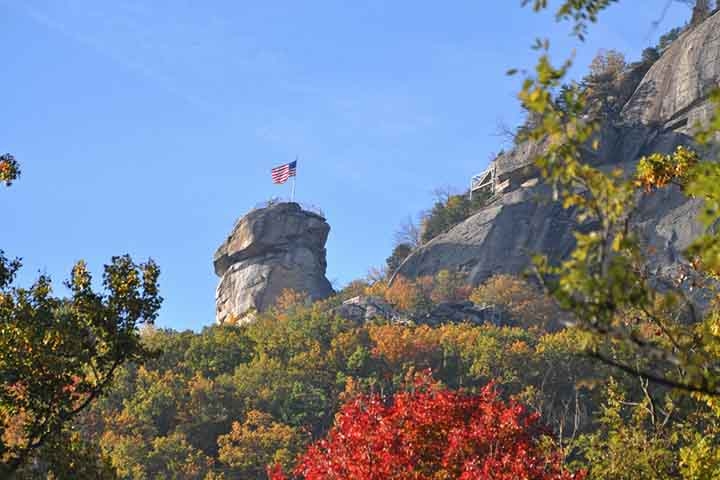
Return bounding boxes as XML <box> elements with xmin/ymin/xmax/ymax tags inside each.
<box><xmin>2</xmin><ymin>0</ymin><xmax>689</xmax><ymax>331</ymax></box>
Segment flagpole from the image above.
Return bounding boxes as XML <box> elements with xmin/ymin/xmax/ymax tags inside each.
<box><xmin>291</xmin><ymin>155</ymin><xmax>297</xmax><ymax>202</ymax></box>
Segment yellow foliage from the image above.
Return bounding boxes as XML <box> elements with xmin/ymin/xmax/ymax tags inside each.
<box><xmin>217</xmin><ymin>411</ymin><xmax>304</xmax><ymax>477</ymax></box>
<box><xmin>223</xmin><ymin>312</ymin><xmax>241</xmax><ymax>326</ymax></box>
<box><xmin>384</xmin><ymin>276</ymin><xmax>423</xmax><ymax>311</ymax></box>
<box><xmin>383</xmin><ymin>271</ymin><xmax>471</xmax><ymax>312</ymax></box>
<box><xmin>470</xmin><ymin>274</ymin><xmax>563</xmax><ymax>330</ymax></box>
<box><xmin>367</xmin><ymin>324</ymin><xmax>441</xmax><ymax>368</ymax></box>
<box><xmin>364</xmin><ymin>279</ymin><xmax>388</xmax><ymax>298</ymax></box>
<box><xmin>635</xmin><ymin>146</ymin><xmax>699</xmax><ymax>192</ymax></box>
<box><xmin>274</xmin><ymin>288</ymin><xmax>309</xmax><ymax>312</ymax></box>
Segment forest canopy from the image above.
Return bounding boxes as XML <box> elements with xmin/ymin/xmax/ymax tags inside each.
<box><xmin>4</xmin><ymin>1</ymin><xmax>720</xmax><ymax>479</ymax></box>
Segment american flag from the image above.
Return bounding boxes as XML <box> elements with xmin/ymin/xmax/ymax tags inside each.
<box><xmin>271</xmin><ymin>160</ymin><xmax>297</xmax><ymax>184</ymax></box>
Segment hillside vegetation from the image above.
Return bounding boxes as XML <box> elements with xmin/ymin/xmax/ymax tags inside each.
<box><xmin>3</xmin><ymin>1</ymin><xmax>720</xmax><ymax>479</ymax></box>
<box><xmin>40</xmin><ymin>284</ymin><xmax>631</xmax><ymax>478</ymax></box>
<box><xmin>8</xmin><ymin>269</ymin><xmax>720</xmax><ymax>478</ymax></box>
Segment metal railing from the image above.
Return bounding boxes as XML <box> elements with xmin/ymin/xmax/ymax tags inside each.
<box><xmin>470</xmin><ymin>167</ymin><xmax>495</xmax><ymax>199</ymax></box>
<box><xmin>253</xmin><ymin>197</ymin><xmax>326</xmax><ymax>218</ymax></box>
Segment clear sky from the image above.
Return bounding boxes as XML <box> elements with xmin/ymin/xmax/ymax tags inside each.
<box><xmin>2</xmin><ymin>0</ymin><xmax>690</xmax><ymax>331</ymax></box>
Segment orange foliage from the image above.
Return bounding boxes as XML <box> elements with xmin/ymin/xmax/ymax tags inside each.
<box><xmin>341</xmin><ymin>279</ymin><xmax>370</xmax><ymax>299</ymax></box>
<box><xmin>384</xmin><ymin>276</ymin><xmax>423</xmax><ymax>311</ymax></box>
<box><xmin>384</xmin><ymin>271</ymin><xmax>470</xmax><ymax>312</ymax></box>
<box><xmin>429</xmin><ymin>270</ymin><xmax>471</xmax><ymax>303</ymax></box>
<box><xmin>368</xmin><ymin>325</ymin><xmax>441</xmax><ymax>369</ymax></box>
<box><xmin>274</xmin><ymin>289</ymin><xmax>309</xmax><ymax>312</ymax></box>
<box><xmin>470</xmin><ymin>274</ymin><xmax>563</xmax><ymax>330</ymax></box>
<box><xmin>364</xmin><ymin>279</ymin><xmax>388</xmax><ymax>299</ymax></box>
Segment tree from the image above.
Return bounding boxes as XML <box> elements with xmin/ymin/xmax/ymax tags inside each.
<box><xmin>184</xmin><ymin>325</ymin><xmax>255</xmax><ymax>379</ymax></box>
<box><xmin>470</xmin><ymin>274</ymin><xmax>566</xmax><ymax>331</ymax></box>
<box><xmin>689</xmin><ymin>0</ymin><xmax>712</xmax><ymax>25</ymax></box>
<box><xmin>588</xmin><ymin>50</ymin><xmax>626</xmax><ymax>79</ymax></box>
<box><xmin>522</xmin><ymin>0</ymin><xmax>713</xmax><ymax>35</ymax></box>
<box><xmin>0</xmin><ymin>158</ymin><xmax>163</xmax><ymax>474</ymax></box>
<box><xmin>583</xmin><ymin>50</ymin><xmax>628</xmax><ymax>119</ymax></box>
<box><xmin>640</xmin><ymin>47</ymin><xmax>661</xmax><ymax>65</ymax></box>
<box><xmin>385</xmin><ymin>244</ymin><xmax>413</xmax><ymax>276</ymax></box>
<box><xmin>657</xmin><ymin>27</ymin><xmax>684</xmax><ymax>52</ymax></box>
<box><xmin>520</xmin><ymin>0</ymin><xmax>622</xmax><ymax>40</ymax></box>
<box><xmin>0</xmin><ymin>154</ymin><xmax>20</xmax><ymax>186</ymax></box>
<box><xmin>69</xmin><ymin>269</ymin><xmax>643</xmax><ymax>478</ymax></box>
<box><xmin>575</xmin><ymin>378</ymin><xmax>678</xmax><ymax>479</ymax></box>
<box><xmin>394</xmin><ymin>215</ymin><xmax>422</xmax><ymax>250</ymax></box>
<box><xmin>420</xmin><ymin>189</ymin><xmax>491</xmax><ymax>244</ymax></box>
<box><xmin>522</xmin><ymin>1</ymin><xmax>712</xmax><ymax>38</ymax></box>
<box><xmin>636</xmin><ymin>25</ymin><xmax>685</xmax><ymax>67</ymax></box>
<box><xmin>516</xmin><ymin>4</ymin><xmax>720</xmax><ymax>397</ymax></box>
<box><xmin>384</xmin><ymin>275</ymin><xmax>424</xmax><ymax>311</ymax></box>
<box><xmin>14</xmin><ymin>429</ymin><xmax>117</xmax><ymax>480</ymax></box>
<box><xmin>0</xmin><ymin>256</ymin><xmax>162</xmax><ymax>474</ymax></box>
<box><xmin>217</xmin><ymin>410</ymin><xmax>304</xmax><ymax>478</ymax></box>
<box><xmin>102</xmin><ymin>430</ymin><xmax>214</xmax><ymax>480</ymax></box>
<box><xmin>430</xmin><ymin>269</ymin><xmax>470</xmax><ymax>303</ymax></box>
<box><xmin>270</xmin><ymin>373</ymin><xmax>584</xmax><ymax>480</ymax></box>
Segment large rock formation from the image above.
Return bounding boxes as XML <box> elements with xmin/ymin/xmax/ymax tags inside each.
<box><xmin>214</xmin><ymin>202</ymin><xmax>334</xmax><ymax>324</ymax></box>
<box><xmin>396</xmin><ymin>12</ymin><xmax>720</xmax><ymax>286</ymax></box>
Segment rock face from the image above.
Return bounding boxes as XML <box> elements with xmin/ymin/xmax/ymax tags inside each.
<box><xmin>396</xmin><ymin>12</ymin><xmax>720</xmax><ymax>286</ymax></box>
<box><xmin>333</xmin><ymin>296</ymin><xmax>400</xmax><ymax>324</ymax></box>
<box><xmin>396</xmin><ymin>186</ymin><xmax>585</xmax><ymax>283</ymax></box>
<box><xmin>214</xmin><ymin>202</ymin><xmax>334</xmax><ymax>324</ymax></box>
<box><xmin>333</xmin><ymin>295</ymin><xmax>514</xmax><ymax>327</ymax></box>
<box><xmin>621</xmin><ymin>11</ymin><xmax>720</xmax><ymax>130</ymax></box>
<box><xmin>415</xmin><ymin>301</ymin><xmax>513</xmax><ymax>327</ymax></box>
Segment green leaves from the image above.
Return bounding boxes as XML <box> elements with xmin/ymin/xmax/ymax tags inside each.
<box><xmin>420</xmin><ymin>189</ymin><xmax>491</xmax><ymax>244</ymax></box>
<box><xmin>696</xmin><ymin>89</ymin><xmax>720</xmax><ymax>145</ymax></box>
<box><xmin>574</xmin><ymin>378</ymin><xmax>679</xmax><ymax>479</ymax></box>
<box><xmin>0</xmin><ymin>255</ymin><xmax>162</xmax><ymax>473</ymax></box>
<box><xmin>679</xmin><ymin>429</ymin><xmax>720</xmax><ymax>480</ymax></box>
<box><xmin>635</xmin><ymin>146</ymin><xmax>699</xmax><ymax>192</ymax></box>
<box><xmin>218</xmin><ymin>410</ymin><xmax>303</xmax><ymax>479</ymax></box>
<box><xmin>520</xmin><ymin>31</ymin><xmax>720</xmax><ymax>399</ymax></box>
<box><xmin>0</xmin><ymin>154</ymin><xmax>20</xmax><ymax>187</ymax></box>
<box><xmin>521</xmin><ymin>0</ymin><xmax>620</xmax><ymax>40</ymax></box>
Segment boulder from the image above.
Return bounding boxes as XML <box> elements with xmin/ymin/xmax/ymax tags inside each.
<box><xmin>214</xmin><ymin>202</ymin><xmax>334</xmax><ymax>324</ymax></box>
<box><xmin>332</xmin><ymin>296</ymin><xmax>514</xmax><ymax>328</ymax></box>
<box><xmin>333</xmin><ymin>296</ymin><xmax>400</xmax><ymax>324</ymax></box>
<box><xmin>396</xmin><ymin>186</ymin><xmax>585</xmax><ymax>283</ymax></box>
<box><xmin>416</xmin><ymin>301</ymin><xmax>513</xmax><ymax>327</ymax></box>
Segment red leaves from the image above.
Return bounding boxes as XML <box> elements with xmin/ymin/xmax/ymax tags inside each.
<box><xmin>270</xmin><ymin>374</ymin><xmax>584</xmax><ymax>480</ymax></box>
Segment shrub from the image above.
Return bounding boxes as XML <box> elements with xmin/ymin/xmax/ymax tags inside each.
<box><xmin>270</xmin><ymin>373</ymin><xmax>584</xmax><ymax>480</ymax></box>
<box><xmin>420</xmin><ymin>190</ymin><xmax>491</xmax><ymax>244</ymax></box>
<box><xmin>470</xmin><ymin>274</ymin><xmax>564</xmax><ymax>331</ymax></box>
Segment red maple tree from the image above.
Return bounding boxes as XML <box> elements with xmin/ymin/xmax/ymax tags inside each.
<box><xmin>269</xmin><ymin>374</ymin><xmax>584</xmax><ymax>480</ymax></box>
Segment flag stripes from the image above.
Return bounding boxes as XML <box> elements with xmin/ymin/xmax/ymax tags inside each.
<box><xmin>271</xmin><ymin>160</ymin><xmax>297</xmax><ymax>184</ymax></box>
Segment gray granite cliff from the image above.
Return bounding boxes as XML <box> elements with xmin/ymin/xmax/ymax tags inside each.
<box><xmin>214</xmin><ymin>202</ymin><xmax>333</xmax><ymax>324</ymax></box>
<box><xmin>396</xmin><ymin>12</ymin><xmax>720</xmax><ymax>286</ymax></box>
